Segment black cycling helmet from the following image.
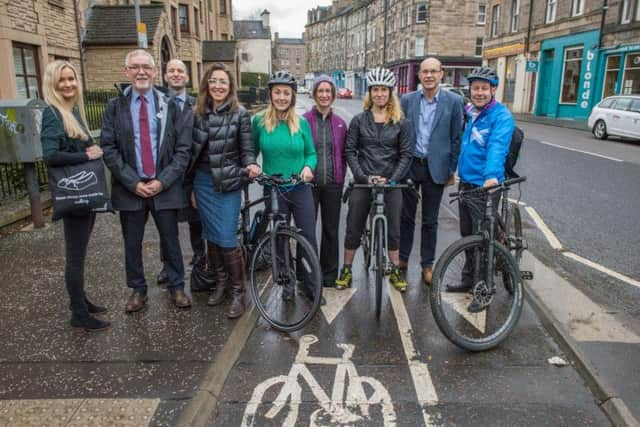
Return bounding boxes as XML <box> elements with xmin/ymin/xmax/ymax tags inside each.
<box><xmin>268</xmin><ymin>70</ymin><xmax>297</xmax><ymax>92</ymax></box>
<box><xmin>467</xmin><ymin>67</ymin><xmax>499</xmax><ymax>87</ymax></box>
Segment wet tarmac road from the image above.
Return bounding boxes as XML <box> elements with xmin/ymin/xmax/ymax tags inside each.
<box><xmin>214</xmin><ymin>193</ymin><xmax>609</xmax><ymax>426</ymax></box>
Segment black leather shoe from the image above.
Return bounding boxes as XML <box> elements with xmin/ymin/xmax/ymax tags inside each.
<box><xmin>70</xmin><ymin>315</ymin><xmax>111</xmax><ymax>332</ymax></box>
<box><xmin>86</xmin><ymin>299</ymin><xmax>108</xmax><ymax>314</ymax></box>
<box><xmin>157</xmin><ymin>268</ymin><xmax>169</xmax><ymax>285</ymax></box>
<box><xmin>446</xmin><ymin>278</ymin><xmax>473</xmax><ymax>293</ymax></box>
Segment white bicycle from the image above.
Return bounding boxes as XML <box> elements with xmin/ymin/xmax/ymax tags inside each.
<box><xmin>242</xmin><ymin>334</ymin><xmax>397</xmax><ymax>426</ymax></box>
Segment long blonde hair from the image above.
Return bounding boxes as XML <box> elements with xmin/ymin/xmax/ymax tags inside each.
<box><xmin>363</xmin><ymin>90</ymin><xmax>404</xmax><ymax>124</ymax></box>
<box><xmin>261</xmin><ymin>85</ymin><xmax>299</xmax><ymax>134</ymax></box>
<box><xmin>43</xmin><ymin>60</ymin><xmax>89</xmax><ymax>140</ymax></box>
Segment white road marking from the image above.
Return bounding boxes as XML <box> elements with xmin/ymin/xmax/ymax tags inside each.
<box><xmin>441</xmin><ymin>293</ymin><xmax>487</xmax><ymax>333</ymax></box>
<box><xmin>563</xmin><ymin>252</ymin><xmax>640</xmax><ymax>290</ymax></box>
<box><xmin>537</xmin><ymin>140</ymin><xmax>624</xmax><ymax>162</ymax></box>
<box><xmin>386</xmin><ymin>280</ymin><xmax>438</xmax><ymax>426</ymax></box>
<box><xmin>508</xmin><ymin>198</ymin><xmax>527</xmax><ymax>206</ymax></box>
<box><xmin>320</xmin><ymin>288</ymin><xmax>357</xmax><ymax>324</ymax></box>
<box><xmin>524</xmin><ymin>206</ymin><xmax>563</xmax><ymax>250</ymax></box>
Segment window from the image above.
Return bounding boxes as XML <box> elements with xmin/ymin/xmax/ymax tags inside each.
<box><xmin>560</xmin><ymin>47</ymin><xmax>583</xmax><ymax>104</ymax></box>
<box><xmin>622</xmin><ymin>53</ymin><xmax>640</xmax><ymax>94</ymax></box>
<box><xmin>179</xmin><ymin>5</ymin><xmax>189</xmax><ymax>33</ymax></box>
<box><xmin>221</xmin><ymin>33</ymin><xmax>228</xmax><ymax>40</ymax></box>
<box><xmin>491</xmin><ymin>5</ymin><xmax>500</xmax><ymax>37</ymax></box>
<box><xmin>171</xmin><ymin>6</ymin><xmax>178</xmax><ymax>37</ymax></box>
<box><xmin>13</xmin><ymin>43</ymin><xmax>40</xmax><ymax>99</ymax></box>
<box><xmin>475</xmin><ymin>37</ymin><xmax>484</xmax><ymax>57</ymax></box>
<box><xmin>599</xmin><ymin>98</ymin><xmax>614</xmax><ymax>108</ymax></box>
<box><xmin>621</xmin><ymin>0</ymin><xmax>632</xmax><ymax>23</ymax></box>
<box><xmin>194</xmin><ymin>8</ymin><xmax>200</xmax><ymax>36</ymax></box>
<box><xmin>571</xmin><ymin>0</ymin><xmax>584</xmax><ymax>16</ymax></box>
<box><xmin>478</xmin><ymin>4</ymin><xmax>487</xmax><ymax>24</ymax></box>
<box><xmin>511</xmin><ymin>0</ymin><xmax>520</xmax><ymax>32</ymax></box>
<box><xmin>603</xmin><ymin>55</ymin><xmax>621</xmax><ymax>98</ymax></box>
<box><xmin>415</xmin><ymin>35</ymin><xmax>424</xmax><ymax>57</ymax></box>
<box><xmin>241</xmin><ymin>53</ymin><xmax>248</xmax><ymax>62</ymax></box>
<box><xmin>219</xmin><ymin>0</ymin><xmax>226</xmax><ymax>15</ymax></box>
<box><xmin>296</xmin><ymin>58</ymin><xmax>300</xmax><ymax>65</ymax></box>
<box><xmin>613</xmin><ymin>97</ymin><xmax>632</xmax><ymax>110</ymax></box>
<box><xmin>629</xmin><ymin>99</ymin><xmax>640</xmax><ymax>113</ymax></box>
<box><xmin>546</xmin><ymin>0</ymin><xmax>557</xmax><ymax>23</ymax></box>
<box><xmin>184</xmin><ymin>60</ymin><xmax>192</xmax><ymax>88</ymax></box>
<box><xmin>416</xmin><ymin>3</ymin><xmax>427</xmax><ymax>23</ymax></box>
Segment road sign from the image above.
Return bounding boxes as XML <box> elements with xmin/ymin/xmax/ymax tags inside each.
<box><xmin>137</xmin><ymin>22</ymin><xmax>148</xmax><ymax>49</ymax></box>
<box><xmin>526</xmin><ymin>60</ymin><xmax>539</xmax><ymax>73</ymax></box>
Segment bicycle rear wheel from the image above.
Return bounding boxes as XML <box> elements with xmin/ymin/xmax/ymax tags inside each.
<box><xmin>374</xmin><ymin>220</ymin><xmax>384</xmax><ymax>319</ymax></box>
<box><xmin>250</xmin><ymin>228</ymin><xmax>322</xmax><ymax>332</ymax></box>
<box><xmin>509</xmin><ymin>202</ymin><xmax>523</xmax><ymax>264</ymax></box>
<box><xmin>361</xmin><ymin>227</ymin><xmax>371</xmax><ymax>269</ymax></box>
<box><xmin>430</xmin><ymin>235</ymin><xmax>524</xmax><ymax>351</ymax></box>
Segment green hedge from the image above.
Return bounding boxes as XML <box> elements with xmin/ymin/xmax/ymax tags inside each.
<box><xmin>240</xmin><ymin>72</ymin><xmax>269</xmax><ymax>88</ymax></box>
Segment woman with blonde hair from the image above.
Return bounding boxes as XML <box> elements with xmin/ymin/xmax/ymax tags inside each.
<box><xmin>335</xmin><ymin>67</ymin><xmax>413</xmax><ymax>293</ymax></box>
<box><xmin>252</xmin><ymin>70</ymin><xmax>324</xmax><ymax>305</ymax></box>
<box><xmin>40</xmin><ymin>60</ymin><xmax>110</xmax><ymax>331</ymax></box>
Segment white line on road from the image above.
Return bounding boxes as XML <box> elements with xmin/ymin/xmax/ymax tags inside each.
<box><xmin>537</xmin><ymin>140</ymin><xmax>624</xmax><ymax>162</ymax></box>
<box><xmin>563</xmin><ymin>252</ymin><xmax>640</xmax><ymax>290</ymax></box>
<box><xmin>387</xmin><ymin>280</ymin><xmax>438</xmax><ymax>426</ymax></box>
<box><xmin>524</xmin><ymin>206</ymin><xmax>563</xmax><ymax>250</ymax></box>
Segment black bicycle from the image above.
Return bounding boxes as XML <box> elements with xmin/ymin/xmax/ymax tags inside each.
<box><xmin>246</xmin><ymin>174</ymin><xmax>323</xmax><ymax>332</ymax></box>
<box><xmin>344</xmin><ymin>179</ymin><xmax>412</xmax><ymax>319</ymax></box>
<box><xmin>430</xmin><ymin>176</ymin><xmax>532</xmax><ymax>351</ymax></box>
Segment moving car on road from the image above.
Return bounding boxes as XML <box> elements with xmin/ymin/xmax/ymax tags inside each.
<box><xmin>588</xmin><ymin>95</ymin><xmax>640</xmax><ymax>141</ymax></box>
<box><xmin>337</xmin><ymin>88</ymin><xmax>353</xmax><ymax>99</ymax></box>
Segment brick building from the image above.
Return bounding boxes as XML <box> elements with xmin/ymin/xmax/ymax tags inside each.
<box><xmin>1</xmin><ymin>0</ymin><xmax>236</xmax><ymax>98</ymax></box>
<box><xmin>272</xmin><ymin>32</ymin><xmax>305</xmax><ymax>85</ymax></box>
<box><xmin>305</xmin><ymin>0</ymin><xmax>485</xmax><ymax>96</ymax></box>
<box><xmin>484</xmin><ymin>0</ymin><xmax>639</xmax><ymax>119</ymax></box>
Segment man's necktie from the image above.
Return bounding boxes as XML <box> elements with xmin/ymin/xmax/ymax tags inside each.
<box><xmin>139</xmin><ymin>95</ymin><xmax>155</xmax><ymax>177</ymax></box>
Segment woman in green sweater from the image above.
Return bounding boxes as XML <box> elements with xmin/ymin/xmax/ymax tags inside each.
<box><xmin>40</xmin><ymin>60</ymin><xmax>110</xmax><ymax>332</ymax></box>
<box><xmin>252</xmin><ymin>70</ymin><xmax>323</xmax><ymax>304</ymax></box>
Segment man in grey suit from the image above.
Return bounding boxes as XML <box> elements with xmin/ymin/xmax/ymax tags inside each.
<box><xmin>399</xmin><ymin>57</ymin><xmax>463</xmax><ymax>286</ymax></box>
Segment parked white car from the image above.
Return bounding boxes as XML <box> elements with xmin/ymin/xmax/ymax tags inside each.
<box><xmin>588</xmin><ymin>95</ymin><xmax>640</xmax><ymax>141</ymax></box>
<box><xmin>297</xmin><ymin>86</ymin><xmax>310</xmax><ymax>94</ymax></box>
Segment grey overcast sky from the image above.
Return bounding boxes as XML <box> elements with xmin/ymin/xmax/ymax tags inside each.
<box><xmin>233</xmin><ymin>0</ymin><xmax>332</xmax><ymax>39</ymax></box>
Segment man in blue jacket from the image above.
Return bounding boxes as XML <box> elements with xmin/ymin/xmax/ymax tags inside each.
<box><xmin>450</xmin><ymin>66</ymin><xmax>515</xmax><ymax>296</ymax></box>
<box><xmin>399</xmin><ymin>57</ymin><xmax>463</xmax><ymax>288</ymax></box>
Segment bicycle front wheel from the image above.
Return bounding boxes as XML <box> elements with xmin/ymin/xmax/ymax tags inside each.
<box><xmin>509</xmin><ymin>202</ymin><xmax>524</xmax><ymax>264</ymax></box>
<box><xmin>250</xmin><ymin>228</ymin><xmax>322</xmax><ymax>332</ymax></box>
<box><xmin>374</xmin><ymin>220</ymin><xmax>384</xmax><ymax>319</ymax></box>
<box><xmin>430</xmin><ymin>235</ymin><xmax>524</xmax><ymax>351</ymax></box>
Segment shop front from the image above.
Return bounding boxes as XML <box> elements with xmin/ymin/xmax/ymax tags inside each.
<box><xmin>595</xmin><ymin>44</ymin><xmax>640</xmax><ymax>102</ymax></box>
<box><xmin>535</xmin><ymin>30</ymin><xmax>600</xmax><ymax>120</ymax></box>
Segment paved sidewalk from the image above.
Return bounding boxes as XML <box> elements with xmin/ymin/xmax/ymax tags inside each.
<box><xmin>0</xmin><ymin>212</ymin><xmax>239</xmax><ymax>426</ymax></box>
<box><xmin>513</xmin><ymin>113</ymin><xmax>590</xmax><ymax>132</ymax></box>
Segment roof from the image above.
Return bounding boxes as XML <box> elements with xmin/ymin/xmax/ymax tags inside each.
<box><xmin>233</xmin><ymin>20</ymin><xmax>271</xmax><ymax>39</ymax></box>
<box><xmin>278</xmin><ymin>38</ymin><xmax>304</xmax><ymax>45</ymax></box>
<box><xmin>84</xmin><ymin>5</ymin><xmax>164</xmax><ymax>46</ymax></box>
<box><xmin>203</xmin><ymin>41</ymin><xmax>237</xmax><ymax>62</ymax></box>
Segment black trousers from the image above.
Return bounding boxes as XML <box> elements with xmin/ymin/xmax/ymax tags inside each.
<box><xmin>160</xmin><ymin>219</ymin><xmax>204</xmax><ymax>263</ymax></box>
<box><xmin>344</xmin><ymin>187</ymin><xmax>402</xmax><ymax>251</ymax></box>
<box><xmin>312</xmin><ymin>184</ymin><xmax>342</xmax><ymax>284</ymax></box>
<box><xmin>63</xmin><ymin>212</ymin><xmax>96</xmax><ymax>316</ymax></box>
<box><xmin>119</xmin><ymin>198</ymin><xmax>184</xmax><ymax>292</ymax></box>
<box><xmin>400</xmin><ymin>158</ymin><xmax>446</xmax><ymax>268</ymax></box>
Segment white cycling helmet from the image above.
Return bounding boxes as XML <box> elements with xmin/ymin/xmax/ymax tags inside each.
<box><xmin>366</xmin><ymin>67</ymin><xmax>396</xmax><ymax>88</ymax></box>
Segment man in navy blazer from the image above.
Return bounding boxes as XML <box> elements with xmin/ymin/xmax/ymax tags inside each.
<box><xmin>399</xmin><ymin>57</ymin><xmax>463</xmax><ymax>286</ymax></box>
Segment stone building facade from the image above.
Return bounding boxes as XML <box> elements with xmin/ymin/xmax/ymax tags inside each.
<box><xmin>1</xmin><ymin>0</ymin><xmax>84</xmax><ymax>98</ymax></box>
<box><xmin>1</xmin><ymin>0</ymin><xmax>236</xmax><ymax>98</ymax></box>
<box><xmin>272</xmin><ymin>33</ymin><xmax>305</xmax><ymax>84</ymax></box>
<box><xmin>234</xmin><ymin>10</ymin><xmax>272</xmax><ymax>76</ymax></box>
<box><xmin>305</xmin><ymin>0</ymin><xmax>485</xmax><ymax>96</ymax></box>
<box><xmin>484</xmin><ymin>0</ymin><xmax>639</xmax><ymax>119</ymax></box>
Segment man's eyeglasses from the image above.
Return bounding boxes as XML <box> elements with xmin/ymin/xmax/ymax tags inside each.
<box><xmin>420</xmin><ymin>69</ymin><xmax>442</xmax><ymax>75</ymax></box>
<box><xmin>208</xmin><ymin>78</ymin><xmax>229</xmax><ymax>86</ymax></box>
<box><xmin>126</xmin><ymin>64</ymin><xmax>154</xmax><ymax>72</ymax></box>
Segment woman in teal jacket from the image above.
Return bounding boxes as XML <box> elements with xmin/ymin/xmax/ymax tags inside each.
<box><xmin>252</xmin><ymin>70</ymin><xmax>323</xmax><ymax>304</ymax></box>
<box><xmin>40</xmin><ymin>60</ymin><xmax>110</xmax><ymax>332</ymax></box>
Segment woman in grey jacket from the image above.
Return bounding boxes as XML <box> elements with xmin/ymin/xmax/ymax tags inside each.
<box><xmin>335</xmin><ymin>67</ymin><xmax>413</xmax><ymax>293</ymax></box>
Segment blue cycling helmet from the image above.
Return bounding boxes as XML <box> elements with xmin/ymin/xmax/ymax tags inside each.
<box><xmin>467</xmin><ymin>67</ymin><xmax>499</xmax><ymax>87</ymax></box>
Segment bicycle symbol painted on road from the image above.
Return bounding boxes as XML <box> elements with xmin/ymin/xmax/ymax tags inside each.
<box><xmin>241</xmin><ymin>334</ymin><xmax>397</xmax><ymax>426</ymax></box>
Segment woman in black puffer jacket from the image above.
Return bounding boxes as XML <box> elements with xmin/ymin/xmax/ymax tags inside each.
<box><xmin>190</xmin><ymin>63</ymin><xmax>261</xmax><ymax>318</ymax></box>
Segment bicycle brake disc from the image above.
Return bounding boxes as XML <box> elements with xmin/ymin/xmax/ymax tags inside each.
<box><xmin>471</xmin><ymin>280</ymin><xmax>493</xmax><ymax>309</ymax></box>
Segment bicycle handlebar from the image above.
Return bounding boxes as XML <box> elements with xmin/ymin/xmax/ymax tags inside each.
<box><xmin>449</xmin><ymin>176</ymin><xmax>526</xmax><ymax>199</ymax></box>
<box><xmin>253</xmin><ymin>173</ymin><xmax>307</xmax><ymax>187</ymax></box>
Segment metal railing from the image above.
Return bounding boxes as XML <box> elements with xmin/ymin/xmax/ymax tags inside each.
<box><xmin>0</xmin><ymin>161</ymin><xmax>48</xmax><ymax>202</ymax></box>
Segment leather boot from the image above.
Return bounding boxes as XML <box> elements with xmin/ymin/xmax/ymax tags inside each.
<box><xmin>207</xmin><ymin>242</ymin><xmax>228</xmax><ymax>306</ymax></box>
<box><xmin>222</xmin><ymin>247</ymin><xmax>246</xmax><ymax>319</ymax></box>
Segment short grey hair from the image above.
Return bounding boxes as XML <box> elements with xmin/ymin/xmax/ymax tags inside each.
<box><xmin>124</xmin><ymin>49</ymin><xmax>155</xmax><ymax>68</ymax></box>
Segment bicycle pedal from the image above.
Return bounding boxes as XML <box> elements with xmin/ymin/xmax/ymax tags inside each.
<box><xmin>521</xmin><ymin>270</ymin><xmax>533</xmax><ymax>280</ymax></box>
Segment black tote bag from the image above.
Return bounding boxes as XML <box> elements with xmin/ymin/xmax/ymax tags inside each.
<box><xmin>48</xmin><ymin>159</ymin><xmax>113</xmax><ymax>220</ymax></box>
